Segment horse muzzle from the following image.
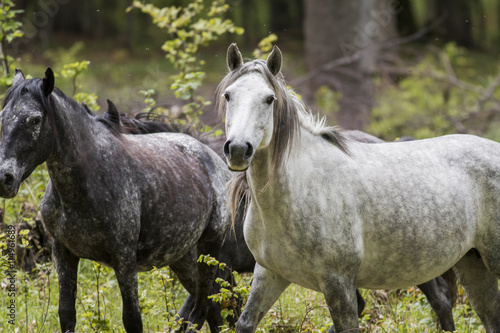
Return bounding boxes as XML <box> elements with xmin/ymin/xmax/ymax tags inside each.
<box><xmin>0</xmin><ymin>172</ymin><xmax>20</xmax><ymax>198</ymax></box>
<box><xmin>0</xmin><ymin>160</ymin><xmax>22</xmax><ymax>198</ymax></box>
<box><xmin>223</xmin><ymin>139</ymin><xmax>254</xmax><ymax>171</ymax></box>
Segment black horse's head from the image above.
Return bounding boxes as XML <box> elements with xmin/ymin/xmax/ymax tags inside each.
<box><xmin>0</xmin><ymin>68</ymin><xmax>56</xmax><ymax>197</ymax></box>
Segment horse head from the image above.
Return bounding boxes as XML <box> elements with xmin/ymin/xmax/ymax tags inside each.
<box><xmin>220</xmin><ymin>43</ymin><xmax>286</xmax><ymax>171</ymax></box>
<box><xmin>0</xmin><ymin>68</ymin><xmax>56</xmax><ymax>197</ymax></box>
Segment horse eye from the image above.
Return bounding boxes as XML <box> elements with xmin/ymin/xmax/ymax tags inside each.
<box><xmin>29</xmin><ymin>117</ymin><xmax>41</xmax><ymax>126</ymax></box>
<box><xmin>223</xmin><ymin>92</ymin><xmax>230</xmax><ymax>102</ymax></box>
<box><xmin>266</xmin><ymin>96</ymin><xmax>276</xmax><ymax>105</ymax></box>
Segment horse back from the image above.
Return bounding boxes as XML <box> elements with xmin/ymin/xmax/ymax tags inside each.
<box><xmin>350</xmin><ymin>134</ymin><xmax>500</xmax><ymax>287</ymax></box>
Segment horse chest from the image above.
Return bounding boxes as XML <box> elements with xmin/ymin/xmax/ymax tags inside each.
<box><xmin>243</xmin><ymin>204</ymin><xmax>349</xmax><ymax>291</ymax></box>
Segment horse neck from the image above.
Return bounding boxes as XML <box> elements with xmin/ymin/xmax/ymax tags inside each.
<box><xmin>46</xmin><ymin>94</ymin><xmax>115</xmax><ymax>192</ymax></box>
<box><xmin>246</xmin><ymin>127</ymin><xmax>304</xmax><ymax>206</ymax></box>
<box><xmin>246</xmin><ymin>127</ymin><xmax>348</xmax><ymax>210</ymax></box>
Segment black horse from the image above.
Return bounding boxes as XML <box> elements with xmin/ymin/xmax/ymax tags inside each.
<box><xmin>0</xmin><ymin>69</ymin><xmax>231</xmax><ymax>333</ymax></box>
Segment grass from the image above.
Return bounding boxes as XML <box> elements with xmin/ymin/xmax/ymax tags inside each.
<box><xmin>1</xmin><ymin>260</ymin><xmax>493</xmax><ymax>332</ymax></box>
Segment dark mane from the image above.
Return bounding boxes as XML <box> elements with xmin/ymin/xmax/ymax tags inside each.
<box><xmin>97</xmin><ymin>109</ymin><xmax>226</xmax><ymax>158</ymax></box>
<box><xmin>3</xmin><ymin>78</ymin><xmax>51</xmax><ymax>111</ymax></box>
<box><xmin>3</xmin><ymin>78</ymin><xmax>88</xmax><ymax>120</ymax></box>
<box><xmin>97</xmin><ymin>111</ymin><xmax>196</xmax><ymax>136</ymax></box>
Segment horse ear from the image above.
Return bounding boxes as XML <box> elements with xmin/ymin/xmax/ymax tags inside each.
<box><xmin>227</xmin><ymin>43</ymin><xmax>243</xmax><ymax>71</ymax></box>
<box><xmin>42</xmin><ymin>67</ymin><xmax>55</xmax><ymax>96</ymax></box>
<box><xmin>12</xmin><ymin>69</ymin><xmax>25</xmax><ymax>86</ymax></box>
<box><xmin>266</xmin><ymin>45</ymin><xmax>282</xmax><ymax>76</ymax></box>
<box><xmin>106</xmin><ymin>99</ymin><xmax>121</xmax><ymax>124</ymax></box>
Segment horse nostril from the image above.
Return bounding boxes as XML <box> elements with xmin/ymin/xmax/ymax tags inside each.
<box><xmin>4</xmin><ymin>173</ymin><xmax>14</xmax><ymax>187</ymax></box>
<box><xmin>223</xmin><ymin>140</ymin><xmax>231</xmax><ymax>158</ymax></box>
<box><xmin>224</xmin><ymin>140</ymin><xmax>254</xmax><ymax>163</ymax></box>
<box><xmin>244</xmin><ymin>142</ymin><xmax>253</xmax><ymax>160</ymax></box>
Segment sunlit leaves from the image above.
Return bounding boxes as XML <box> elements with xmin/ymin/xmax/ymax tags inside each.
<box><xmin>128</xmin><ymin>0</ymin><xmax>244</xmax><ymax>127</ymax></box>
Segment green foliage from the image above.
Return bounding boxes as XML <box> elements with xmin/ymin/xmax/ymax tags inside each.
<box><xmin>138</xmin><ymin>88</ymin><xmax>168</xmax><ymax>115</ymax></box>
<box><xmin>58</xmin><ymin>60</ymin><xmax>100</xmax><ymax>111</ymax></box>
<box><xmin>43</xmin><ymin>43</ymin><xmax>100</xmax><ymax>111</ymax></box>
<box><xmin>60</xmin><ymin>60</ymin><xmax>90</xmax><ymax>92</ymax></box>
<box><xmin>0</xmin><ymin>0</ymin><xmax>23</xmax><ymax>93</ymax></box>
<box><xmin>252</xmin><ymin>33</ymin><xmax>278</xmax><ymax>59</ymax></box>
<box><xmin>129</xmin><ymin>0</ymin><xmax>244</xmax><ymax>126</ymax></box>
<box><xmin>198</xmin><ymin>254</ymin><xmax>251</xmax><ymax>331</ymax></box>
<box><xmin>315</xmin><ymin>86</ymin><xmax>341</xmax><ymax>116</ymax></box>
<box><xmin>0</xmin><ymin>0</ymin><xmax>23</xmax><ymax>44</ymax></box>
<box><xmin>368</xmin><ymin>43</ymin><xmax>495</xmax><ymax>141</ymax></box>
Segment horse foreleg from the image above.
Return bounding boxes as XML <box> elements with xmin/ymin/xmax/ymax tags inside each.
<box><xmin>453</xmin><ymin>251</ymin><xmax>500</xmax><ymax>333</ymax></box>
<box><xmin>322</xmin><ymin>275</ymin><xmax>359</xmax><ymax>333</ymax></box>
<box><xmin>236</xmin><ymin>263</ymin><xmax>290</xmax><ymax>333</ymax></box>
<box><xmin>417</xmin><ymin>278</ymin><xmax>455</xmax><ymax>331</ymax></box>
<box><xmin>52</xmin><ymin>240</ymin><xmax>79</xmax><ymax>333</ymax></box>
<box><xmin>114</xmin><ymin>257</ymin><xmax>143</xmax><ymax>333</ymax></box>
<box><xmin>355</xmin><ymin>289</ymin><xmax>365</xmax><ymax>317</ymax></box>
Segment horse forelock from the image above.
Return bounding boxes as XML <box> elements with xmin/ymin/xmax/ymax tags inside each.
<box><xmin>3</xmin><ymin>78</ymin><xmax>52</xmax><ymax>112</ymax></box>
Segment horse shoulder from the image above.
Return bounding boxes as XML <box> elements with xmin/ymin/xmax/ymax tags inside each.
<box><xmin>39</xmin><ymin>180</ymin><xmax>61</xmax><ymax>235</ymax></box>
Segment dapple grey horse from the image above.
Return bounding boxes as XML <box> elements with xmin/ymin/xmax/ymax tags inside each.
<box><xmin>220</xmin><ymin>43</ymin><xmax>500</xmax><ymax>332</ymax></box>
<box><xmin>0</xmin><ymin>69</ymin><xmax>230</xmax><ymax>333</ymax></box>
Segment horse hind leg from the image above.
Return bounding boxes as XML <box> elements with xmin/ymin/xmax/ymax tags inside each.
<box><xmin>453</xmin><ymin>250</ymin><xmax>500</xmax><ymax>333</ymax></box>
<box><xmin>171</xmin><ymin>250</ymin><xmax>229</xmax><ymax>333</ymax></box>
<box><xmin>181</xmin><ymin>211</ymin><xmax>229</xmax><ymax>332</ymax></box>
<box><xmin>417</xmin><ymin>277</ymin><xmax>455</xmax><ymax>332</ymax></box>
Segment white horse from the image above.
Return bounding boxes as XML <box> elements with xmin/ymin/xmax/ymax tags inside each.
<box><xmin>218</xmin><ymin>43</ymin><xmax>500</xmax><ymax>332</ymax></box>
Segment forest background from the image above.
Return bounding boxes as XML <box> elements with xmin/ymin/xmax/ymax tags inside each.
<box><xmin>1</xmin><ymin>0</ymin><xmax>500</xmax><ymax>332</ymax></box>
<box><xmin>5</xmin><ymin>0</ymin><xmax>500</xmax><ymax>139</ymax></box>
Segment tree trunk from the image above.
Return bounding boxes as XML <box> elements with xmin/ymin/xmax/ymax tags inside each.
<box><xmin>396</xmin><ymin>0</ymin><xmax>417</xmax><ymax>35</ymax></box>
<box><xmin>434</xmin><ymin>0</ymin><xmax>475</xmax><ymax>48</ymax></box>
<box><xmin>303</xmin><ymin>0</ymin><xmax>396</xmax><ymax>130</ymax></box>
<box><xmin>270</xmin><ymin>0</ymin><xmax>303</xmax><ymax>37</ymax></box>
